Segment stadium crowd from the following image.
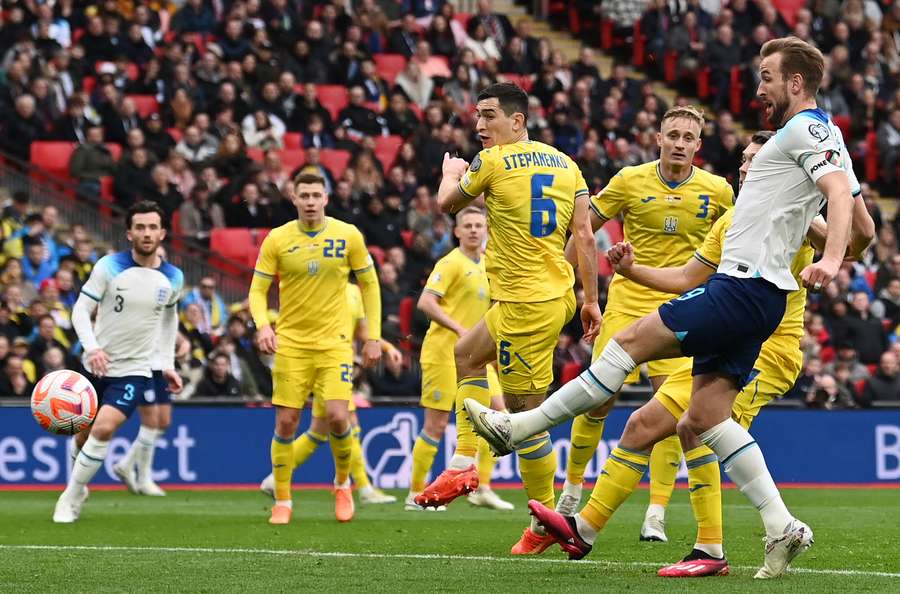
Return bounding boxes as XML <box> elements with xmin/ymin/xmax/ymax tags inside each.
<box><xmin>0</xmin><ymin>0</ymin><xmax>898</xmax><ymax>403</ymax></box>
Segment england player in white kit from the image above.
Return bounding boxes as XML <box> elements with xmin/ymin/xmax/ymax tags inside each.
<box><xmin>54</xmin><ymin>201</ymin><xmax>184</xmax><ymax>523</ymax></box>
<box><xmin>466</xmin><ymin>37</ymin><xmax>854</xmax><ymax>578</ymax></box>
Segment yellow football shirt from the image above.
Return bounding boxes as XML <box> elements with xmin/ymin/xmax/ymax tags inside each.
<box><xmin>458</xmin><ymin>140</ymin><xmax>589</xmax><ymax>303</ymax></box>
<box><xmin>695</xmin><ymin>209</ymin><xmax>813</xmax><ymax>340</ymax></box>
<box><xmin>594</xmin><ymin>161</ymin><xmax>734</xmax><ymax>316</ymax></box>
<box><xmin>420</xmin><ymin>248</ymin><xmax>491</xmax><ymax>363</ymax></box>
<box><xmin>254</xmin><ymin>217</ymin><xmax>372</xmax><ymax>354</ymax></box>
<box><xmin>346</xmin><ymin>282</ymin><xmax>365</xmax><ymax>340</ymax></box>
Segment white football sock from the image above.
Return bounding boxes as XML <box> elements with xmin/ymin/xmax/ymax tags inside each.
<box><xmin>134</xmin><ymin>426</ymin><xmax>160</xmax><ymax>484</ymax></box>
<box><xmin>700</xmin><ymin>419</ymin><xmax>793</xmax><ymax>538</ymax></box>
<box><xmin>645</xmin><ymin>503</ymin><xmax>666</xmax><ymax>521</ymax></box>
<box><xmin>65</xmin><ymin>436</ymin><xmax>109</xmax><ymax>497</ymax></box>
<box><xmin>511</xmin><ymin>340</ymin><xmax>634</xmax><ymax>442</ymax></box>
<box><xmin>574</xmin><ymin>513</ymin><xmax>598</xmax><ymax>545</ymax></box>
<box><xmin>448</xmin><ymin>454</ymin><xmax>476</xmax><ymax>470</ymax></box>
<box><xmin>695</xmin><ymin>542</ymin><xmax>724</xmax><ymax>559</ymax></box>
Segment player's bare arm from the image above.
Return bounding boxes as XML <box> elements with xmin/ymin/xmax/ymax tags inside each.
<box><xmin>564</xmin><ymin>207</ymin><xmax>606</xmax><ymax>267</ymax></box>
<box><xmin>800</xmin><ymin>170</ymin><xmax>853</xmax><ymax>290</ymax></box>
<box><xmin>608</xmin><ymin>241</ymin><xmax>713</xmax><ymax>294</ymax></box>
<box><xmin>806</xmin><ymin>194</ymin><xmax>875</xmax><ymax>260</ymax></box>
<box><xmin>569</xmin><ymin>195</ymin><xmax>601</xmax><ymax>342</ymax></box>
<box><xmin>437</xmin><ymin>152</ymin><xmax>475</xmax><ymax>214</ymax></box>
<box><xmin>417</xmin><ymin>291</ymin><xmax>467</xmax><ymax>336</ymax></box>
<box><xmin>355</xmin><ymin>315</ymin><xmax>402</xmax><ymax>367</ymax></box>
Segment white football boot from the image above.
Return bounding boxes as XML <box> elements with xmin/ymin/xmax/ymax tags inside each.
<box><xmin>467</xmin><ymin>487</ymin><xmax>514</xmax><ymax>510</ymax></box>
<box><xmin>404</xmin><ymin>492</ymin><xmax>446</xmax><ymax>512</ymax></box>
<box><xmin>555</xmin><ymin>480</ymin><xmax>583</xmax><ymax>516</ymax></box>
<box><xmin>754</xmin><ymin>519</ymin><xmax>814</xmax><ymax>579</ymax></box>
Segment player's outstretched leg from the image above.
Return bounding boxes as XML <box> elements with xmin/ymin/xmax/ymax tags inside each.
<box><xmin>641</xmin><ymin>435</ymin><xmax>682</xmax><ymax>542</ymax></box>
<box><xmin>681</xmin><ymin>376</ymin><xmax>812</xmax><ymax>579</ymax></box>
<box><xmin>658</xmin><ymin>444</ymin><xmax>729</xmax><ymax>577</ymax></box>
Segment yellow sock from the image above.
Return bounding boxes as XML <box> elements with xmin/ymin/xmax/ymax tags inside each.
<box><xmin>349</xmin><ymin>426</ymin><xmax>370</xmax><ymax>489</ymax></box>
<box><xmin>685</xmin><ymin>446</ymin><xmax>723</xmax><ymax>546</ymax></box>
<box><xmin>566</xmin><ymin>413</ymin><xmax>606</xmax><ymax>485</ymax></box>
<box><xmin>330</xmin><ymin>425</ymin><xmax>353</xmax><ymax>485</ymax></box>
<box><xmin>455</xmin><ymin>376</ymin><xmax>489</xmax><ymax>458</ymax></box>
<box><xmin>581</xmin><ymin>447</ymin><xmax>649</xmax><ymax>531</ymax></box>
<box><xmin>516</xmin><ymin>431</ymin><xmax>557</xmax><ymax>509</ymax></box>
<box><xmin>649</xmin><ymin>434</ymin><xmax>683</xmax><ymax>507</ymax></box>
<box><xmin>410</xmin><ymin>431</ymin><xmax>440</xmax><ymax>492</ymax></box>
<box><xmin>292</xmin><ymin>430</ymin><xmax>327</xmax><ymax>469</ymax></box>
<box><xmin>271</xmin><ymin>434</ymin><xmax>294</xmax><ymax>501</ymax></box>
<box><xmin>477</xmin><ymin>438</ymin><xmax>497</xmax><ymax>487</ymax></box>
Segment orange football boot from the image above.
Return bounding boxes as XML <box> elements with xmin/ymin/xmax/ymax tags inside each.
<box><xmin>335</xmin><ymin>486</ymin><xmax>355</xmax><ymax>522</ymax></box>
<box><xmin>268</xmin><ymin>504</ymin><xmax>292</xmax><ymax>525</ymax></box>
<box><xmin>414</xmin><ymin>464</ymin><xmax>479</xmax><ymax>508</ymax></box>
<box><xmin>510</xmin><ymin>527</ymin><xmax>557</xmax><ymax>555</ymax></box>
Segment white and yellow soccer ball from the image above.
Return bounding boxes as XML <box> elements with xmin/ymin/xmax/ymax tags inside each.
<box><xmin>31</xmin><ymin>370</ymin><xmax>98</xmax><ymax>435</ymax></box>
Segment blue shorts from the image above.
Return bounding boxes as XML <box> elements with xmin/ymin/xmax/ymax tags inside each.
<box><xmin>659</xmin><ymin>273</ymin><xmax>787</xmax><ymax>386</ymax></box>
<box><xmin>140</xmin><ymin>370</ymin><xmax>172</xmax><ymax>406</ymax></box>
<box><xmin>89</xmin><ymin>375</ymin><xmax>153</xmax><ymax>418</ymax></box>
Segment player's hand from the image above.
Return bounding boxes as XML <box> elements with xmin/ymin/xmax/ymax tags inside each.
<box><xmin>801</xmin><ymin>257</ymin><xmax>841</xmax><ymax>292</ymax></box>
<box><xmin>580</xmin><ymin>301</ymin><xmax>603</xmax><ymax>344</ymax></box>
<box><xmin>163</xmin><ymin>369</ymin><xmax>183</xmax><ymax>394</ymax></box>
<box><xmin>256</xmin><ymin>325</ymin><xmax>277</xmax><ymax>354</ymax></box>
<box><xmin>87</xmin><ymin>348</ymin><xmax>109</xmax><ymax>377</ymax></box>
<box><xmin>383</xmin><ymin>342</ymin><xmax>403</xmax><ymax>367</ymax></box>
<box><xmin>362</xmin><ymin>339</ymin><xmax>382</xmax><ymax>368</ymax></box>
<box><xmin>442</xmin><ymin>152</ymin><xmax>469</xmax><ymax>179</ymax></box>
<box><xmin>607</xmin><ymin>242</ymin><xmax>634</xmax><ymax>273</ymax></box>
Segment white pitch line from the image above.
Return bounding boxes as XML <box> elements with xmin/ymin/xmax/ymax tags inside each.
<box><xmin>1</xmin><ymin>544</ymin><xmax>898</xmax><ymax>579</ymax></box>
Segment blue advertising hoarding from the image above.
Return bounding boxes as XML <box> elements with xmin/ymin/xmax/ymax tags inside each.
<box><xmin>1</xmin><ymin>406</ymin><xmax>899</xmax><ymax>487</ymax></box>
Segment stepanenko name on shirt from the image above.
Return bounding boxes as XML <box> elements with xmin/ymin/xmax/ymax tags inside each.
<box><xmin>502</xmin><ymin>152</ymin><xmax>570</xmax><ymax>170</ymax></box>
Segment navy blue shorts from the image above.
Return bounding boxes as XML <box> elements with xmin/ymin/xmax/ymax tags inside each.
<box><xmin>88</xmin><ymin>375</ymin><xmax>153</xmax><ymax>418</ymax></box>
<box><xmin>659</xmin><ymin>273</ymin><xmax>787</xmax><ymax>386</ymax></box>
<box><xmin>139</xmin><ymin>370</ymin><xmax>172</xmax><ymax>406</ymax></box>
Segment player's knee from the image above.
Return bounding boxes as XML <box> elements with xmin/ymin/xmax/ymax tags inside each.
<box><xmin>453</xmin><ymin>346</ymin><xmax>474</xmax><ymax>377</ymax></box>
<box><xmin>424</xmin><ymin>412</ymin><xmax>449</xmax><ymax>438</ymax></box>
<box><xmin>327</xmin><ymin>408</ymin><xmax>350</xmax><ymax>432</ymax></box>
<box><xmin>275</xmin><ymin>409</ymin><xmax>300</xmax><ymax>438</ymax></box>
<box><xmin>676</xmin><ymin>411</ymin><xmax>705</xmax><ymax>440</ymax></box>
<box><xmin>588</xmin><ymin>399</ymin><xmax>615</xmax><ymax>419</ymax></box>
<box><xmin>90</xmin><ymin>421</ymin><xmax>116</xmax><ymax>441</ymax></box>
<box><xmin>621</xmin><ymin>410</ymin><xmax>654</xmax><ymax>451</ymax></box>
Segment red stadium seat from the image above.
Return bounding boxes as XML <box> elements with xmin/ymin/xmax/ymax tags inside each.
<box><xmin>499</xmin><ymin>73</ymin><xmax>533</xmax><ymax>92</ymax></box>
<box><xmin>663</xmin><ymin>51</ymin><xmax>677</xmax><ymax>83</ymax></box>
<box><xmin>246</xmin><ymin>147</ymin><xmax>264</xmax><ymax>163</ymax></box>
<box><xmin>729</xmin><ymin>66</ymin><xmax>744</xmax><ymax>116</ymax></box>
<box><xmin>697</xmin><ymin>67</ymin><xmax>711</xmax><ymax>100</ymax></box>
<box><xmin>127</xmin><ymin>94</ymin><xmax>160</xmax><ymax>118</ymax></box>
<box><xmin>399</xmin><ymin>296</ymin><xmax>414</xmax><ymax>339</ymax></box>
<box><xmin>865</xmin><ymin>131</ymin><xmax>879</xmax><ymax>183</ymax></box>
<box><xmin>283</xmin><ymin>132</ymin><xmax>303</xmax><ymax>149</ymax></box>
<box><xmin>210</xmin><ymin>228</ymin><xmax>253</xmax><ymax>263</ymax></box>
<box><xmin>315</xmin><ymin>85</ymin><xmax>350</xmax><ymax>121</ymax></box>
<box><xmin>30</xmin><ymin>141</ymin><xmax>76</xmax><ymax>179</ymax></box>
<box><xmin>320</xmin><ymin>149</ymin><xmax>352</xmax><ymax>179</ymax></box>
<box><xmin>167</xmin><ymin>128</ymin><xmax>183</xmax><ymax>142</ymax></box>
<box><xmin>82</xmin><ymin>76</ymin><xmax>96</xmax><ymax>94</ymax></box>
<box><xmin>374</xmin><ymin>135</ymin><xmax>403</xmax><ymax>170</ymax></box>
<box><xmin>833</xmin><ymin>115</ymin><xmax>851</xmax><ymax>142</ymax></box>
<box><xmin>602</xmin><ymin>218</ymin><xmax>624</xmax><ymax>244</ymax></box>
<box><xmin>453</xmin><ymin>13</ymin><xmax>471</xmax><ymax>30</ymax></box>
<box><xmin>401</xmin><ymin>230</ymin><xmax>414</xmax><ymax>248</ymax></box>
<box><xmin>363</xmin><ymin>100</ymin><xmax>383</xmax><ymax>113</ymax></box>
<box><xmin>368</xmin><ymin>245</ymin><xmax>385</xmax><ymax>266</ymax></box>
<box><xmin>632</xmin><ymin>21</ymin><xmax>645</xmax><ymax>67</ymax></box>
<box><xmin>854</xmin><ymin>379</ymin><xmax>866</xmax><ymax>396</ymax></box>
<box><xmin>560</xmin><ymin>361</ymin><xmax>582</xmax><ymax>384</ymax></box>
<box><xmin>278</xmin><ymin>149</ymin><xmax>307</xmax><ymax>171</ymax></box>
<box><xmin>373</xmin><ymin>53</ymin><xmax>407</xmax><ymax>85</ymax></box>
<box><xmin>105</xmin><ymin>143</ymin><xmax>122</xmax><ymax>162</ymax></box>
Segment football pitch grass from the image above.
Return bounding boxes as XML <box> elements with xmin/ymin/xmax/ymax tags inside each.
<box><xmin>2</xmin><ymin>487</ymin><xmax>898</xmax><ymax>593</ymax></box>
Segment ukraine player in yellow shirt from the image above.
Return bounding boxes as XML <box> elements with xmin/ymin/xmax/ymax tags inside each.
<box><xmin>557</xmin><ymin>106</ymin><xmax>735</xmax><ymax>544</ymax></box>
<box><xmin>258</xmin><ymin>282</ymin><xmax>399</xmax><ymax>506</ymax></box>
<box><xmin>530</xmin><ymin>130</ymin><xmax>873</xmax><ymax>576</ymax></box>
<box><xmin>250</xmin><ymin>172</ymin><xmax>383</xmax><ymax>525</ymax></box>
<box><xmin>408</xmin><ymin>206</ymin><xmax>514</xmax><ymax>512</ymax></box>
<box><xmin>416</xmin><ymin>82</ymin><xmax>602</xmax><ymax>554</ymax></box>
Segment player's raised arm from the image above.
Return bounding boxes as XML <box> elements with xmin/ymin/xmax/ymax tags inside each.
<box><xmin>801</xmin><ymin>171</ymin><xmax>853</xmax><ymax>290</ymax></box>
<box><xmin>569</xmin><ymin>194</ymin><xmax>601</xmax><ymax>342</ymax></box>
<box><xmin>608</xmin><ymin>241</ymin><xmax>714</xmax><ymax>294</ymax></box>
<box><xmin>437</xmin><ymin>152</ymin><xmax>476</xmax><ymax>214</ymax></box>
<box><xmin>807</xmin><ymin>193</ymin><xmax>875</xmax><ymax>260</ymax></box>
<box><xmin>249</xmin><ymin>234</ymin><xmax>277</xmax><ymax>354</ymax></box>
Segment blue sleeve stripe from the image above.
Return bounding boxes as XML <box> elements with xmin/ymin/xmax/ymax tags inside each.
<box><xmin>254</xmin><ymin>270</ymin><xmax>275</xmax><ymax>279</ymax></box>
<box><xmin>458</xmin><ymin>182</ymin><xmax>477</xmax><ymax>198</ymax></box>
<box><xmin>589</xmin><ymin>202</ymin><xmax>610</xmax><ymax>222</ymax></box>
<box><xmin>80</xmin><ymin>289</ymin><xmax>101</xmax><ymax>302</ymax></box>
<box><xmin>353</xmin><ymin>265</ymin><xmax>373</xmax><ymax>275</ymax></box>
<box><xmin>575</xmin><ymin>189</ymin><xmax>589</xmax><ymax>198</ymax></box>
<box><xmin>693</xmin><ymin>253</ymin><xmax>718</xmax><ymax>270</ymax></box>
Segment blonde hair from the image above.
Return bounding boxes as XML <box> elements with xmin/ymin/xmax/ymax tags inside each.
<box><xmin>455</xmin><ymin>206</ymin><xmax>486</xmax><ymax>225</ymax></box>
<box><xmin>661</xmin><ymin>105</ymin><xmax>706</xmax><ymax>129</ymax></box>
<box><xmin>760</xmin><ymin>36</ymin><xmax>825</xmax><ymax>97</ymax></box>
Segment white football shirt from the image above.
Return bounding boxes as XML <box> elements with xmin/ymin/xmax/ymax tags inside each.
<box><xmin>77</xmin><ymin>251</ymin><xmax>184</xmax><ymax>378</ymax></box>
<box><xmin>719</xmin><ymin>108</ymin><xmax>860</xmax><ymax>290</ymax></box>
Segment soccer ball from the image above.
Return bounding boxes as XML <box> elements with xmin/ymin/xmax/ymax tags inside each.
<box><xmin>31</xmin><ymin>370</ymin><xmax>98</xmax><ymax>435</ymax></box>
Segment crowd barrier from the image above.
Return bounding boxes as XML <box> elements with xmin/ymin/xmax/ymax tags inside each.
<box><xmin>1</xmin><ymin>407</ymin><xmax>899</xmax><ymax>487</ymax></box>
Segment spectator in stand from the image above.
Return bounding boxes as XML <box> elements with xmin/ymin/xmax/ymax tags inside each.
<box><xmin>464</xmin><ymin>21</ymin><xmax>502</xmax><ymax>61</ymax></box>
<box><xmin>178</xmin><ymin>182</ymin><xmax>225</xmax><ymax>245</ymax></box>
<box><xmin>212</xmin><ymin>132</ymin><xmax>253</xmax><ymax>179</ymax></box>
<box><xmin>194</xmin><ymin>351</ymin><xmax>242</xmax><ymax>397</ymax></box>
<box><xmin>52</xmin><ymin>96</ymin><xmax>92</xmax><ymax>143</ymax></box>
<box><xmin>474</xmin><ymin>0</ymin><xmax>514</xmax><ymax>49</ymax></box>
<box><xmin>325</xmin><ymin>179</ymin><xmax>362</xmax><ymax>225</ymax></box>
<box><xmin>847</xmin><ymin>291</ymin><xmax>890</xmax><ymax>365</ymax></box>
<box><xmin>339</xmin><ymin>85</ymin><xmax>389</xmax><ymax>141</ymax></box>
<box><xmin>113</xmin><ymin>147</ymin><xmax>155</xmax><ymax>209</ymax></box>
<box><xmin>384</xmin><ymin>92</ymin><xmax>421</xmax><ymax>138</ymax></box>
<box><xmin>395</xmin><ymin>61</ymin><xmax>435</xmax><ymax>110</ymax></box>
<box><xmin>182</xmin><ymin>276</ymin><xmax>229</xmax><ymax>337</ymax></box>
<box><xmin>144</xmin><ymin>164</ymin><xmax>183</xmax><ymax>218</ymax></box>
<box><xmin>806</xmin><ymin>374</ymin><xmax>858</xmax><ymax>409</ymax></box>
<box><xmin>21</xmin><ymin>237</ymin><xmax>55</xmax><ymax>286</ymax></box>
<box><xmin>302</xmin><ymin>114</ymin><xmax>336</xmax><ymax>150</ymax></box>
<box><xmin>54</xmin><ymin>269</ymin><xmax>77</xmax><ymax>309</ymax></box>
<box><xmin>226</xmin><ymin>181</ymin><xmax>275</xmax><ymax>228</ymax></box>
<box><xmin>427</xmin><ymin>14</ymin><xmax>458</xmax><ymax>58</ymax></box>
<box><xmin>164</xmin><ymin>152</ymin><xmax>197</xmax><ymax>198</ymax></box>
<box><xmin>69</xmin><ymin>125</ymin><xmax>115</xmax><ymax>199</ymax></box>
<box><xmin>175</xmin><ymin>125</ymin><xmax>218</xmax><ymax>168</ymax></box>
<box><xmin>0</xmin><ymin>354</ymin><xmax>33</xmax><ymax>398</ymax></box>
<box><xmin>877</xmin><ymin>109</ymin><xmax>900</xmax><ymax>188</ymax></box>
<box><xmin>817</xmin><ymin>70</ymin><xmax>851</xmax><ymax>117</ymax></box>
<box><xmin>142</xmin><ymin>114</ymin><xmax>176</xmax><ymax>162</ymax></box>
<box><xmin>388</xmin><ymin>13</ymin><xmax>422</xmax><ymax>58</ymax></box>
<box><xmin>859</xmin><ymin>351</ymin><xmax>900</xmax><ymax>405</ymax></box>
<box><xmin>359</xmin><ymin>195</ymin><xmax>403</xmax><ymax>249</ymax></box>
<box><xmin>368</xmin><ymin>353</ymin><xmax>420</xmax><ymax>397</ymax></box>
<box><xmin>826</xmin><ymin>342</ymin><xmax>872</xmax><ymax>382</ymax></box>
<box><xmin>876</xmin><ymin>278</ymin><xmax>900</xmax><ymax>328</ymax></box>
<box><xmin>103</xmin><ymin>97</ymin><xmax>142</xmax><ymax>146</ymax></box>
<box><xmin>242</xmin><ymin>109</ymin><xmax>286</xmax><ymax>150</ymax></box>
<box><xmin>350</xmin><ymin>150</ymin><xmax>385</xmax><ymax>197</ymax></box>
<box><xmin>172</xmin><ymin>0</ymin><xmax>216</xmax><ymax>34</ymax></box>
<box><xmin>27</xmin><ymin>315</ymin><xmax>68</xmax><ymax>375</ymax></box>
<box><xmin>216</xmin><ymin>336</ymin><xmax>262</xmax><ymax>399</ymax></box>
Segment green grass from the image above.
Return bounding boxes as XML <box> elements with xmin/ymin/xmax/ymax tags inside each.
<box><xmin>1</xmin><ymin>488</ymin><xmax>898</xmax><ymax>593</ymax></box>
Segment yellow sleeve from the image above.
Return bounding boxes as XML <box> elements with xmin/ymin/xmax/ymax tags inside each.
<box><xmin>458</xmin><ymin>149</ymin><xmax>496</xmax><ymax>198</ymax></box>
<box><xmin>347</xmin><ymin>225</ymin><xmax>373</xmax><ymax>273</ymax></box>
<box><xmin>589</xmin><ymin>170</ymin><xmax>629</xmax><ymax>221</ymax></box>
<box><xmin>694</xmin><ymin>213</ymin><xmax>730</xmax><ymax>270</ymax></box>
<box><xmin>249</xmin><ymin>234</ymin><xmax>277</xmax><ymax>328</ymax></box>
<box><xmin>569</xmin><ymin>157</ymin><xmax>590</xmax><ymax>200</ymax></box>
<box><xmin>714</xmin><ymin>179</ymin><xmax>735</xmax><ymax>219</ymax></box>
<box><xmin>348</xmin><ymin>226</ymin><xmax>382</xmax><ymax>339</ymax></box>
<box><xmin>423</xmin><ymin>257</ymin><xmax>458</xmax><ymax>297</ymax></box>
